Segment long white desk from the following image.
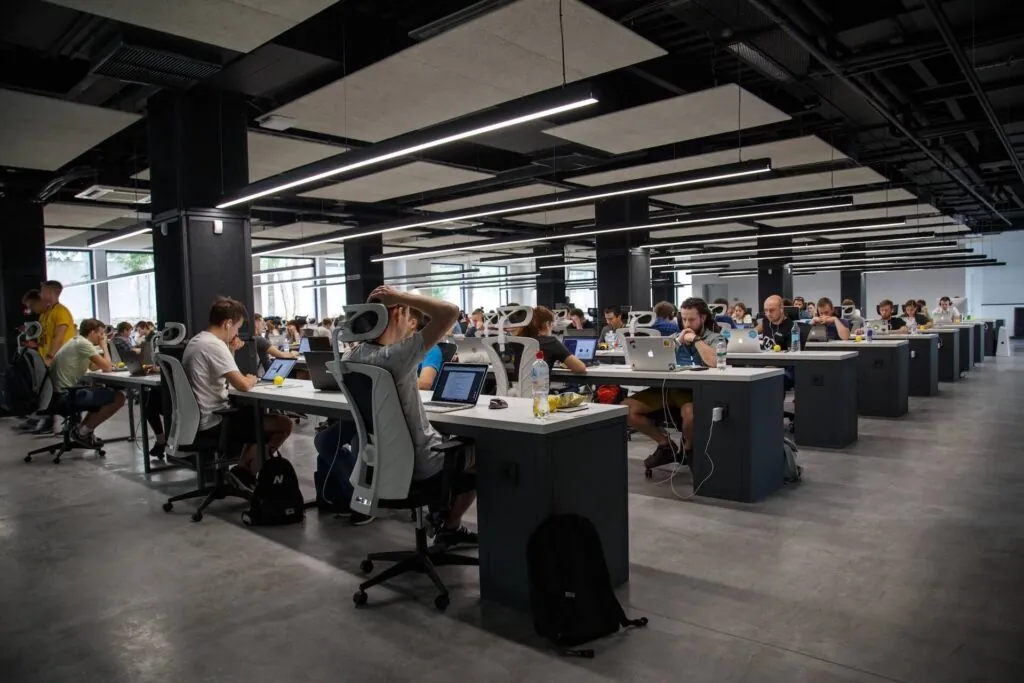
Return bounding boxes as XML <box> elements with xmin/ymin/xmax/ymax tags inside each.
<box><xmin>86</xmin><ymin>371</ymin><xmax>167</xmax><ymax>473</ymax></box>
<box><xmin>806</xmin><ymin>339</ymin><xmax>910</xmax><ymax>417</ymax></box>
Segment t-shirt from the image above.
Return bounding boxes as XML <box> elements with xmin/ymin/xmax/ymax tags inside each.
<box><xmin>417</xmin><ymin>345</ymin><xmax>444</xmax><ymax>389</ymax></box>
<box><xmin>675</xmin><ymin>328</ymin><xmax>724</xmax><ymax>367</ymax></box>
<box><xmin>598</xmin><ymin>324</ymin><xmax>622</xmax><ymax>341</ymax></box>
<box><xmin>536</xmin><ymin>335</ymin><xmax>571</xmax><ymax>370</ymax></box>
<box><xmin>52</xmin><ymin>335</ymin><xmax>101</xmax><ymax>390</ymax></box>
<box><xmin>40</xmin><ymin>302</ymin><xmax>75</xmax><ymax>359</ymax></box>
<box><xmin>759</xmin><ymin>316</ymin><xmax>796</xmax><ymax>351</ymax></box>
<box><xmin>254</xmin><ymin>336</ymin><xmax>272</xmax><ymax>373</ymax></box>
<box><xmin>651</xmin><ymin>318</ymin><xmax>680</xmax><ymax>336</ymax></box>
<box><xmin>112</xmin><ymin>335</ymin><xmax>134</xmax><ymax>358</ymax></box>
<box><xmin>887</xmin><ymin>314</ymin><xmax>928</xmax><ymax>331</ymax></box>
<box><xmin>344</xmin><ymin>331</ymin><xmax>443</xmax><ymax>480</ymax></box>
<box><xmin>182</xmin><ymin>331</ymin><xmax>239</xmax><ymax>430</ymax></box>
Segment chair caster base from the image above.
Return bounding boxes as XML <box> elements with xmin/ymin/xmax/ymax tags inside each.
<box><xmin>360</xmin><ymin>559</ymin><xmax>374</xmax><ymax>574</ymax></box>
<box><xmin>191</xmin><ymin>512</ymin><xmax>203</xmax><ymax>523</ymax></box>
<box><xmin>434</xmin><ymin>593</ymin><xmax>449</xmax><ymax>611</ymax></box>
<box><xmin>644</xmin><ymin>468</ymin><xmax>652</xmax><ymax>480</ymax></box>
<box><xmin>162</xmin><ymin>502</ymin><xmax>173</xmax><ymax>513</ymax></box>
<box><xmin>353</xmin><ymin>590</ymin><xmax>368</xmax><ymax>607</ymax></box>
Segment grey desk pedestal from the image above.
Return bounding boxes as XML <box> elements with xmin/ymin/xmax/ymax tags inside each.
<box><xmin>934</xmin><ymin>329</ymin><xmax>960</xmax><ymax>382</ymax></box>
<box><xmin>958</xmin><ymin>327</ymin><xmax>973</xmax><ymax>373</ymax></box>
<box><xmin>807</xmin><ymin>342</ymin><xmax>910</xmax><ymax>417</ymax></box>
<box><xmin>726</xmin><ymin>353</ymin><xmax>858</xmax><ymax>449</ymax></box>
<box><xmin>907</xmin><ymin>336</ymin><xmax>939</xmax><ymax>396</ymax></box>
<box><xmin>972</xmin><ymin>323</ymin><xmax>985</xmax><ymax>364</ymax></box>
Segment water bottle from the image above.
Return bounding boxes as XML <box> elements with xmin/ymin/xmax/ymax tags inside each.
<box><xmin>790</xmin><ymin>323</ymin><xmax>801</xmax><ymax>353</ymax></box>
<box><xmin>866</xmin><ymin>327</ymin><xmax>874</xmax><ymax>343</ymax></box>
<box><xmin>715</xmin><ymin>336</ymin><xmax>728</xmax><ymax>371</ymax></box>
<box><xmin>530</xmin><ymin>351</ymin><xmax>550</xmax><ymax>420</ymax></box>
<box><xmin>604</xmin><ymin>331</ymin><xmax>615</xmax><ymax>348</ymax></box>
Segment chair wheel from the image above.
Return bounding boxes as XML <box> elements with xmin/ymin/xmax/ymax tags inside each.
<box><xmin>434</xmin><ymin>594</ymin><xmax>450</xmax><ymax>611</ymax></box>
<box><xmin>644</xmin><ymin>468</ymin><xmax>652</xmax><ymax>480</ymax></box>
<box><xmin>191</xmin><ymin>512</ymin><xmax>203</xmax><ymax>522</ymax></box>
<box><xmin>24</xmin><ymin>455</ymin><xmax>31</xmax><ymax>463</ymax></box>
<box><xmin>353</xmin><ymin>590</ymin><xmax>368</xmax><ymax>607</ymax></box>
<box><xmin>360</xmin><ymin>559</ymin><xmax>374</xmax><ymax>574</ymax></box>
<box><xmin>294</xmin><ymin>418</ymin><xmax>301</xmax><ymax>425</ymax></box>
<box><xmin>97</xmin><ymin>449</ymin><xmax>106</xmax><ymax>457</ymax></box>
<box><xmin>52</xmin><ymin>456</ymin><xmax>61</xmax><ymax>464</ymax></box>
<box><xmin>162</xmin><ymin>502</ymin><xmax>173</xmax><ymax>513</ymax></box>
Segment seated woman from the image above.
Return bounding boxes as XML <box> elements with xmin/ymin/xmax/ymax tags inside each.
<box><xmin>731</xmin><ymin>302</ymin><xmax>750</xmax><ymax>325</ymax></box>
<box><xmin>515</xmin><ymin>306</ymin><xmax>587</xmax><ymax>375</ymax></box>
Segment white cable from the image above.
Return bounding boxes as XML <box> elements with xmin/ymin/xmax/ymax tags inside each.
<box><xmin>319</xmin><ymin>421</ymin><xmax>346</xmax><ymax>508</ymax></box>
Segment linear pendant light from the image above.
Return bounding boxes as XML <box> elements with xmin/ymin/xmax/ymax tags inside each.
<box><xmin>655</xmin><ymin>244</ymin><xmax>968</xmax><ymax>269</ymax></box>
<box><xmin>644</xmin><ymin>218</ymin><xmax>906</xmax><ymax>251</ymax></box>
<box><xmin>479</xmin><ymin>253</ymin><xmax>564</xmax><ymax>265</ymax></box>
<box><xmin>790</xmin><ymin>251</ymin><xmax>981</xmax><ymax>269</ymax></box>
<box><xmin>794</xmin><ymin>259</ymin><xmax>998</xmax><ymax>275</ymax></box>
<box><xmin>649</xmin><ymin>232</ymin><xmax>941</xmax><ymax>261</ymax></box>
<box><xmin>218</xmin><ymin>91</ymin><xmax>599</xmax><ymax>209</ymax></box>
<box><xmin>538</xmin><ymin>260</ymin><xmax>597</xmax><ymax>270</ymax></box>
<box><xmin>87</xmin><ymin>226</ymin><xmax>152</xmax><ymax>249</ymax></box>
<box><xmin>254</xmin><ymin>158</ymin><xmax>774</xmax><ymax>256</ymax></box>
<box><xmin>371</xmin><ymin>195</ymin><xmax>853</xmax><ymax>263</ymax></box>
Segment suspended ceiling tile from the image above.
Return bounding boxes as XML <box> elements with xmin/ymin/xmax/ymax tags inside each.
<box><xmin>760</xmin><ymin>202</ymin><xmax>943</xmax><ymax>228</ymax></box>
<box><xmin>649</xmin><ymin>222</ymin><xmax>755</xmax><ymax>240</ymax></box>
<box><xmin>418</xmin><ymin>183</ymin><xmax>565</xmax><ymax>212</ymax></box>
<box><xmin>269</xmin><ymin>0</ymin><xmax>664</xmax><ymax>141</ymax></box>
<box><xmin>44</xmin><ymin>0</ymin><xmax>341</xmax><ymax>53</ymax></box>
<box><xmin>45</xmin><ymin>228</ymin><xmax>86</xmax><ymax>245</ymax></box>
<box><xmin>254</xmin><ymin>221</ymin><xmax>341</xmax><ymax>240</ymax></box>
<box><xmin>570</xmin><ymin>136</ymin><xmax>846</xmax><ymax>186</ymax></box>
<box><xmin>507</xmin><ymin>205</ymin><xmax>596</xmax><ymax>225</ymax></box>
<box><xmin>654</xmin><ymin>167</ymin><xmax>886</xmax><ymax>207</ymax></box>
<box><xmin>44</xmin><ymin>202</ymin><xmax>147</xmax><ymax>228</ymax></box>
<box><xmin>851</xmin><ymin>189</ymin><xmax>916</xmax><ymax>204</ymax></box>
<box><xmin>0</xmin><ymin>89</ymin><xmax>141</xmax><ymax>171</ymax></box>
<box><xmin>300</xmin><ymin>162</ymin><xmax>493</xmax><ymax>203</ymax></box>
<box><xmin>545</xmin><ymin>84</ymin><xmax>789</xmax><ymax>154</ymax></box>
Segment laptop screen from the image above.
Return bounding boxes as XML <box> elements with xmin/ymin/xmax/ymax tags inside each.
<box><xmin>572</xmin><ymin>338</ymin><xmax>597</xmax><ymax>361</ymax></box>
<box><xmin>432</xmin><ymin>363</ymin><xmax>487</xmax><ymax>404</ymax></box>
<box><xmin>299</xmin><ymin>337</ymin><xmax>310</xmax><ymax>354</ymax></box>
<box><xmin>263</xmin><ymin>358</ymin><xmax>296</xmax><ymax>381</ymax></box>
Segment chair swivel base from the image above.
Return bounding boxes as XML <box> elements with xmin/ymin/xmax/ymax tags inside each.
<box><xmin>353</xmin><ymin>526</ymin><xmax>479</xmax><ymax>611</ymax></box>
<box><xmin>162</xmin><ymin>476</ymin><xmax>251</xmax><ymax>523</ymax></box>
<box><xmin>25</xmin><ymin>441</ymin><xmax>105</xmax><ymax>464</ymax></box>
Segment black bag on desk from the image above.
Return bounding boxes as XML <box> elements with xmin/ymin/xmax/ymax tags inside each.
<box><xmin>242</xmin><ymin>455</ymin><xmax>305</xmax><ymax>526</ymax></box>
<box><xmin>527</xmin><ymin>514</ymin><xmax>647</xmax><ymax>657</ymax></box>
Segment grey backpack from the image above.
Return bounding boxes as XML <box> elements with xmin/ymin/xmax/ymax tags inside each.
<box><xmin>783</xmin><ymin>437</ymin><xmax>803</xmax><ymax>483</ymax></box>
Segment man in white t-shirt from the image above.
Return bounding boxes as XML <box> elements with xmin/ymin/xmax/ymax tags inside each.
<box><xmin>182</xmin><ymin>297</ymin><xmax>293</xmax><ymax>491</ymax></box>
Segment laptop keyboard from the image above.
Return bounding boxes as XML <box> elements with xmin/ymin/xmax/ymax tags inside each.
<box><xmin>424</xmin><ymin>401</ymin><xmax>465</xmax><ymax>408</ymax></box>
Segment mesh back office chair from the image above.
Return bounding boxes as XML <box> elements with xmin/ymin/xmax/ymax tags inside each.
<box><xmin>23</xmin><ymin>371</ymin><xmax>108</xmax><ymax>464</ymax></box>
<box><xmin>478</xmin><ymin>305</ymin><xmax>538</xmax><ymax>397</ymax></box>
<box><xmin>328</xmin><ymin>305</ymin><xmax>478</xmax><ymax>611</ymax></box>
<box><xmin>156</xmin><ymin>354</ymin><xmax>249</xmax><ymax>522</ymax></box>
<box><xmin>437</xmin><ymin>342</ymin><xmax>458</xmax><ymax>363</ymax></box>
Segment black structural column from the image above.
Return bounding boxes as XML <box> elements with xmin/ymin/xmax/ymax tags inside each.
<box><xmin>535</xmin><ymin>248</ymin><xmax>566</xmax><ymax>308</ymax></box>
<box><xmin>757</xmin><ymin>231</ymin><xmax>793</xmax><ymax>305</ymax></box>
<box><xmin>0</xmin><ymin>201</ymin><xmax>46</xmax><ymax>370</ymax></box>
<box><xmin>344</xmin><ymin>235</ymin><xmax>384</xmax><ymax>305</ymax></box>
<box><xmin>652</xmin><ymin>279</ymin><xmax>674</xmax><ymax>306</ymax></box>
<box><xmin>148</xmin><ymin>89</ymin><xmax>254</xmax><ymax>336</ymax></box>
<box><xmin>595</xmin><ymin>196</ymin><xmax>650</xmax><ymax>312</ymax></box>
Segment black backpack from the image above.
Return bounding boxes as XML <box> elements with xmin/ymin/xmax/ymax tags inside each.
<box><xmin>1</xmin><ymin>348</ymin><xmax>44</xmax><ymax>417</ymax></box>
<box><xmin>241</xmin><ymin>455</ymin><xmax>305</xmax><ymax>526</ymax></box>
<box><xmin>527</xmin><ymin>514</ymin><xmax>647</xmax><ymax>657</ymax></box>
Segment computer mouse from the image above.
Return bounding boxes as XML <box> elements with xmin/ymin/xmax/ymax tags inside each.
<box><xmin>488</xmin><ymin>398</ymin><xmax>508</xmax><ymax>410</ymax></box>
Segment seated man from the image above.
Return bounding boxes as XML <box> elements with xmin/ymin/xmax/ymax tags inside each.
<box><xmin>901</xmin><ymin>300</ymin><xmax>932</xmax><ymax>330</ymax></box>
<box><xmin>569</xmin><ymin>308</ymin><xmax>593</xmax><ymax>330</ymax></box>
<box><xmin>624</xmin><ymin>298</ymin><xmax>723</xmax><ymax>471</ymax></box>
<box><xmin>756</xmin><ymin>295</ymin><xmax>796</xmax><ymax>392</ymax></box>
<box><xmin>915</xmin><ymin>299</ymin><xmax>931</xmax><ymax>322</ymax></box>
<box><xmin>464</xmin><ymin>308</ymin><xmax>486</xmax><ymax>337</ymax></box>
<box><xmin>651</xmin><ymin>301</ymin><xmax>680</xmax><ymax>336</ymax></box>
<box><xmin>876</xmin><ymin>298</ymin><xmax>911</xmax><ymax>333</ymax></box>
<box><xmin>598</xmin><ymin>306</ymin><xmax>624</xmax><ymax>341</ymax></box>
<box><xmin>50</xmin><ymin>318</ymin><xmax>127</xmax><ymax>448</ymax></box>
<box><xmin>711</xmin><ymin>297</ymin><xmax>734</xmax><ymax>327</ymax></box>
<box><xmin>344</xmin><ymin>286</ymin><xmax>477</xmax><ymax>548</ymax></box>
<box><xmin>811</xmin><ymin>297</ymin><xmax>851</xmax><ymax>340</ymax></box>
<box><xmin>932</xmin><ymin>295</ymin><xmax>961</xmax><ymax>322</ymax></box>
<box><xmin>183</xmin><ymin>297</ymin><xmax>293</xmax><ymax>491</ymax></box>
<box><xmin>253</xmin><ymin>313</ymin><xmax>298</xmax><ymax>373</ymax></box>
<box><xmin>111</xmin><ymin>322</ymin><xmax>135</xmax><ymax>358</ymax></box>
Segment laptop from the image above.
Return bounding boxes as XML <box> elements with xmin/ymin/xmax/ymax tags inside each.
<box><xmin>423</xmin><ymin>363</ymin><xmax>488</xmax><ymax>413</ymax></box>
<box><xmin>864</xmin><ymin>319</ymin><xmax>889</xmax><ymax>334</ymax></box>
<box><xmin>726</xmin><ymin>327</ymin><xmax>762</xmax><ymax>353</ymax></box>
<box><xmin>564</xmin><ymin>328</ymin><xmax>598</xmax><ymax>338</ymax></box>
<box><xmin>624</xmin><ymin>337</ymin><xmax>692</xmax><ymax>372</ymax></box>
<box><xmin>120</xmin><ymin>352</ymin><xmax>148</xmax><ymax>376</ymax></box>
<box><xmin>304</xmin><ymin>351</ymin><xmax>341</xmax><ymax>391</ymax></box>
<box><xmin>806</xmin><ymin>325</ymin><xmax>829</xmax><ymax>343</ymax></box>
<box><xmin>261</xmin><ymin>358</ymin><xmax>297</xmax><ymax>383</ymax></box>
<box><xmin>563</xmin><ymin>337</ymin><xmax>598</xmax><ymax>365</ymax></box>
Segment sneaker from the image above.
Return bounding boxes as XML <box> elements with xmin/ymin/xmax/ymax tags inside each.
<box><xmin>71</xmin><ymin>428</ymin><xmax>101</xmax><ymax>449</ymax></box>
<box><xmin>148</xmin><ymin>443</ymin><xmax>166</xmax><ymax>461</ymax></box>
<box><xmin>349</xmin><ymin>512</ymin><xmax>375</xmax><ymax>527</ymax></box>
<box><xmin>226</xmin><ymin>465</ymin><xmax>257</xmax><ymax>492</ymax></box>
<box><xmin>14</xmin><ymin>418</ymin><xmax>38</xmax><ymax>432</ymax></box>
<box><xmin>434</xmin><ymin>525</ymin><xmax>479</xmax><ymax>549</ymax></box>
<box><xmin>30</xmin><ymin>416</ymin><xmax>54</xmax><ymax>435</ymax></box>
<box><xmin>643</xmin><ymin>442</ymin><xmax>679</xmax><ymax>470</ymax></box>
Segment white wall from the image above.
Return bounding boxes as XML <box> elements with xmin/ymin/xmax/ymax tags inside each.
<box><xmin>966</xmin><ymin>232</ymin><xmax>1024</xmax><ymax>327</ymax></box>
<box><xmin>792</xmin><ymin>272</ymin><xmax>840</xmax><ymax>306</ymax></box>
<box><xmin>694</xmin><ymin>271</ymin><xmax>840</xmax><ymax>313</ymax></box>
<box><xmin>693</xmin><ymin>274</ymin><xmax>758</xmax><ymax>308</ymax></box>
<box><xmin>864</xmin><ymin>268</ymin><xmax>965</xmax><ymax>314</ymax></box>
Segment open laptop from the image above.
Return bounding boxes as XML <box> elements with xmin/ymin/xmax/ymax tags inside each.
<box><xmin>299</xmin><ymin>336</ymin><xmax>330</xmax><ymax>354</ymax></box>
<box><xmin>563</xmin><ymin>337</ymin><xmax>598</xmax><ymax>365</ymax></box>
<box><xmin>304</xmin><ymin>351</ymin><xmax>340</xmax><ymax>391</ymax></box>
<box><xmin>120</xmin><ymin>351</ymin><xmax>148</xmax><ymax>376</ymax></box>
<box><xmin>423</xmin><ymin>363</ymin><xmax>488</xmax><ymax>413</ymax></box>
<box><xmin>726</xmin><ymin>327</ymin><xmax>762</xmax><ymax>353</ymax></box>
<box><xmin>564</xmin><ymin>328</ymin><xmax>598</xmax><ymax>338</ymax></box>
<box><xmin>864</xmin><ymin>319</ymin><xmax>890</xmax><ymax>334</ymax></box>
<box><xmin>806</xmin><ymin>325</ymin><xmax>829</xmax><ymax>343</ymax></box>
<box><xmin>261</xmin><ymin>358</ymin><xmax>297</xmax><ymax>383</ymax></box>
<box><xmin>624</xmin><ymin>337</ymin><xmax>692</xmax><ymax>372</ymax></box>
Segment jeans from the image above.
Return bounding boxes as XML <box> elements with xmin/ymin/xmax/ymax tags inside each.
<box><xmin>314</xmin><ymin>421</ymin><xmax>358</xmax><ymax>501</ymax></box>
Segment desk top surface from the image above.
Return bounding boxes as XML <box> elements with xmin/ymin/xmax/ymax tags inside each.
<box><xmin>229</xmin><ymin>380</ymin><xmax>626</xmax><ymax>435</ymax></box>
<box><xmin>933</xmin><ymin>322</ymin><xmax>981</xmax><ymax>328</ymax></box>
<box><xmin>552</xmin><ymin>365</ymin><xmax>782</xmax><ymax>383</ymax></box>
<box><xmin>727</xmin><ymin>350</ymin><xmax>858</xmax><ymax>360</ymax></box>
<box><xmin>88</xmin><ymin>370</ymin><xmax>161</xmax><ymax>386</ymax></box>
<box><xmin>807</xmin><ymin>339</ymin><xmax>909</xmax><ymax>349</ymax></box>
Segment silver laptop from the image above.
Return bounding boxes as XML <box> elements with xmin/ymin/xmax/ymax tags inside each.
<box><xmin>625</xmin><ymin>337</ymin><xmax>692</xmax><ymax>372</ymax></box>
<box><xmin>423</xmin><ymin>363</ymin><xmax>488</xmax><ymax>413</ymax></box>
<box><xmin>864</xmin><ymin>319</ymin><xmax>889</xmax><ymax>334</ymax></box>
<box><xmin>726</xmin><ymin>327</ymin><xmax>762</xmax><ymax>353</ymax></box>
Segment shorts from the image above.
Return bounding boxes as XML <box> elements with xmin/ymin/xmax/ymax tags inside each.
<box><xmin>627</xmin><ymin>387</ymin><xmax>694</xmax><ymax>413</ymax></box>
<box><xmin>410</xmin><ymin>469</ymin><xmax>476</xmax><ymax>501</ymax></box>
<box><xmin>197</xmin><ymin>409</ymin><xmax>262</xmax><ymax>446</ymax></box>
<box><xmin>68</xmin><ymin>388</ymin><xmax>119</xmax><ymax>412</ymax></box>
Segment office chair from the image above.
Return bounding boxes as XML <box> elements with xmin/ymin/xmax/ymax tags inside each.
<box><xmin>437</xmin><ymin>341</ymin><xmax>458</xmax><ymax>364</ymax></box>
<box><xmin>478</xmin><ymin>305</ymin><xmax>538</xmax><ymax>398</ymax></box>
<box><xmin>330</xmin><ymin>305</ymin><xmax>478</xmax><ymax>611</ymax></box>
<box><xmin>156</xmin><ymin>354</ymin><xmax>249</xmax><ymax>522</ymax></box>
<box><xmin>23</xmin><ymin>373</ymin><xmax>109</xmax><ymax>464</ymax></box>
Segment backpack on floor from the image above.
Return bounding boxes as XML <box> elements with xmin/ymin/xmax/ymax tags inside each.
<box><xmin>783</xmin><ymin>437</ymin><xmax>803</xmax><ymax>483</ymax></box>
<box><xmin>242</xmin><ymin>454</ymin><xmax>305</xmax><ymax>526</ymax></box>
<box><xmin>527</xmin><ymin>514</ymin><xmax>647</xmax><ymax>657</ymax></box>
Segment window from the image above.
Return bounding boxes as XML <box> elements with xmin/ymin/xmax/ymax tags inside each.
<box><xmin>675</xmin><ymin>270</ymin><xmax>693</xmax><ymax>303</ymax></box>
<box><xmin>467</xmin><ymin>265</ymin><xmax>507</xmax><ymax>313</ymax></box>
<box><xmin>430</xmin><ymin>263</ymin><xmax>465</xmax><ymax>310</ymax></box>
<box><xmin>257</xmin><ymin>257</ymin><xmax>317</xmax><ymax>322</ymax></box>
<box><xmin>567</xmin><ymin>268</ymin><xmax>596</xmax><ymax>313</ymax></box>
<box><xmin>45</xmin><ymin>250</ymin><xmax>94</xmax><ymax>322</ymax></box>
<box><xmin>106</xmin><ymin>251</ymin><xmax>157</xmax><ymax>324</ymax></box>
<box><xmin>323</xmin><ymin>259</ymin><xmax>346</xmax><ymax>317</ymax></box>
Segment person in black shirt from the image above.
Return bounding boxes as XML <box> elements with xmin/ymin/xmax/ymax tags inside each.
<box><xmin>254</xmin><ymin>314</ymin><xmax>298</xmax><ymax>372</ymax></box>
<box><xmin>878</xmin><ymin>299</ymin><xmax>914</xmax><ymax>333</ymax></box>
<box><xmin>901</xmin><ymin>300</ymin><xmax>932</xmax><ymax>329</ymax></box>
<box><xmin>569</xmin><ymin>308</ymin><xmax>593</xmax><ymax>330</ymax></box>
<box><xmin>756</xmin><ymin>295</ymin><xmax>796</xmax><ymax>391</ymax></box>
<box><xmin>515</xmin><ymin>306</ymin><xmax>586</xmax><ymax>374</ymax></box>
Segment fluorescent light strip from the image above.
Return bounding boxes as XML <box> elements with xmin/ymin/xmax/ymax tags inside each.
<box><xmin>790</xmin><ymin>252</ymin><xmax>979</xmax><ymax>268</ymax></box>
<box><xmin>64</xmin><ymin>269</ymin><xmax>156</xmax><ymax>289</ymax></box>
<box><xmin>479</xmin><ymin>253</ymin><xmax>564</xmax><ymax>265</ymax></box>
<box><xmin>538</xmin><ymin>261</ymin><xmax>597</xmax><ymax>270</ymax></box>
<box><xmin>218</xmin><ymin>97</ymin><xmax>599</xmax><ymax>209</ymax></box>
<box><xmin>795</xmin><ymin>260</ymin><xmax>994</xmax><ymax>275</ymax></box>
<box><xmin>650</xmin><ymin>234</ymin><xmax>943</xmax><ymax>261</ymax></box>
<box><xmin>645</xmin><ymin>219</ymin><xmax>907</xmax><ymax>250</ymax></box>
<box><xmin>88</xmin><ymin>227</ymin><xmax>152</xmax><ymax>249</ymax></box>
<box><xmin>373</xmin><ymin>198</ymin><xmax>854</xmax><ymax>263</ymax></box>
<box><xmin>658</xmin><ymin>244</ymin><xmax>966</xmax><ymax>268</ymax></box>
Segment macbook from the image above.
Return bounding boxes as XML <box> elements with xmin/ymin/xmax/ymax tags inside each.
<box><xmin>726</xmin><ymin>327</ymin><xmax>762</xmax><ymax>353</ymax></box>
<box><xmin>423</xmin><ymin>363</ymin><xmax>488</xmax><ymax>413</ymax></box>
<box><xmin>304</xmin><ymin>351</ymin><xmax>340</xmax><ymax>391</ymax></box>
<box><xmin>563</xmin><ymin>337</ymin><xmax>598</xmax><ymax>365</ymax></box>
<box><xmin>624</xmin><ymin>337</ymin><xmax>693</xmax><ymax>372</ymax></box>
<box><xmin>261</xmin><ymin>358</ymin><xmax>297</xmax><ymax>383</ymax></box>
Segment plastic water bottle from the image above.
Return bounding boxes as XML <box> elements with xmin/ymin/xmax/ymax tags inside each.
<box><xmin>715</xmin><ymin>337</ymin><xmax>728</xmax><ymax>371</ymax></box>
<box><xmin>530</xmin><ymin>351</ymin><xmax>550</xmax><ymax>420</ymax></box>
<box><xmin>604</xmin><ymin>331</ymin><xmax>615</xmax><ymax>348</ymax></box>
<box><xmin>866</xmin><ymin>327</ymin><xmax>874</xmax><ymax>343</ymax></box>
<box><xmin>790</xmin><ymin>323</ymin><xmax>801</xmax><ymax>353</ymax></box>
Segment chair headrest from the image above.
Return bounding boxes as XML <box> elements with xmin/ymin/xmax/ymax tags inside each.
<box><xmin>339</xmin><ymin>304</ymin><xmax>389</xmax><ymax>342</ymax></box>
<box><xmin>21</xmin><ymin>321</ymin><xmax>42</xmax><ymax>342</ymax></box>
<box><xmin>154</xmin><ymin>322</ymin><xmax>187</xmax><ymax>347</ymax></box>
<box><xmin>628</xmin><ymin>311</ymin><xmax>656</xmax><ymax>327</ymax></box>
<box><xmin>709</xmin><ymin>303</ymin><xmax>727</xmax><ymax>317</ymax></box>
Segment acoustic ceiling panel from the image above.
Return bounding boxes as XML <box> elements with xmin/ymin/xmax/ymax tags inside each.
<box><xmin>654</xmin><ymin>167</ymin><xmax>886</xmax><ymax>207</ymax></box>
<box><xmin>649</xmin><ymin>222</ymin><xmax>756</xmax><ymax>240</ymax></box>
<box><xmin>543</xmin><ymin>84</ymin><xmax>790</xmax><ymax>154</ymax></box>
<box><xmin>418</xmin><ymin>183</ymin><xmax>565</xmax><ymax>212</ymax></box>
<box><xmin>44</xmin><ymin>0</ymin><xmax>341</xmax><ymax>53</ymax></box>
<box><xmin>44</xmin><ymin>203</ymin><xmax>147</xmax><ymax>228</ymax></box>
<box><xmin>507</xmin><ymin>205</ymin><xmax>597</xmax><ymax>225</ymax></box>
<box><xmin>0</xmin><ymin>89</ymin><xmax>141</xmax><ymax>171</ymax></box>
<box><xmin>300</xmin><ymin>162</ymin><xmax>493</xmax><ymax>203</ymax></box>
<box><xmin>850</xmin><ymin>189</ymin><xmax>916</xmax><ymax>205</ymax></box>
<box><xmin>269</xmin><ymin>0</ymin><xmax>664</xmax><ymax>141</ymax></box>
<box><xmin>760</xmin><ymin>203</ymin><xmax>942</xmax><ymax>227</ymax></box>
<box><xmin>254</xmin><ymin>222</ymin><xmax>341</xmax><ymax>240</ymax></box>
<box><xmin>45</xmin><ymin>228</ymin><xmax>86</xmax><ymax>246</ymax></box>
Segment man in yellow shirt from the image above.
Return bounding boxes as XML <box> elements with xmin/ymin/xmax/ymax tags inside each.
<box><xmin>40</xmin><ymin>280</ymin><xmax>75</xmax><ymax>364</ymax></box>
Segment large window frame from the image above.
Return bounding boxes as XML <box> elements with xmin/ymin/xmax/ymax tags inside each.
<box><xmin>105</xmin><ymin>250</ymin><xmax>157</xmax><ymax>325</ymax></box>
<box><xmin>323</xmin><ymin>258</ymin><xmax>346</xmax><ymax>318</ymax></box>
<box><xmin>45</xmin><ymin>249</ymin><xmax>95</xmax><ymax>322</ymax></box>
<box><xmin>567</xmin><ymin>267</ymin><xmax>596</xmax><ymax>313</ymax></box>
<box><xmin>256</xmin><ymin>256</ymin><xmax>318</xmax><ymax>322</ymax></box>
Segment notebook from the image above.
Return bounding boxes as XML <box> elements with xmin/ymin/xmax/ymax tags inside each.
<box><xmin>423</xmin><ymin>363</ymin><xmax>488</xmax><ymax>413</ymax></box>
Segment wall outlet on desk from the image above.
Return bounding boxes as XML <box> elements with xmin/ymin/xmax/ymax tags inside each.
<box><xmin>712</xmin><ymin>405</ymin><xmax>726</xmax><ymax>423</ymax></box>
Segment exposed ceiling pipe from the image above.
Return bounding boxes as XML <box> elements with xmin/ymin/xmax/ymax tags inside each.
<box><xmin>744</xmin><ymin>0</ymin><xmax>1011</xmax><ymax>226</ymax></box>
<box><xmin>923</xmin><ymin>0</ymin><xmax>1024</xmax><ymax>190</ymax></box>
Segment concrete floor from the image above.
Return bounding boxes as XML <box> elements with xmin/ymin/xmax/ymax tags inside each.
<box><xmin>2</xmin><ymin>353</ymin><xmax>1023</xmax><ymax>683</ymax></box>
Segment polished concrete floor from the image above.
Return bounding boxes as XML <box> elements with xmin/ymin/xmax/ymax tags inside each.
<box><xmin>2</xmin><ymin>352</ymin><xmax>1023</xmax><ymax>683</ymax></box>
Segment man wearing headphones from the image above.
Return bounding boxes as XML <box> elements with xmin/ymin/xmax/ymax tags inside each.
<box><xmin>624</xmin><ymin>297</ymin><xmax>723</xmax><ymax>473</ymax></box>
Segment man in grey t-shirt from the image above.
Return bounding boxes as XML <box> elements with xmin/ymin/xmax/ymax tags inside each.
<box><xmin>344</xmin><ymin>286</ymin><xmax>478</xmax><ymax>549</ymax></box>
